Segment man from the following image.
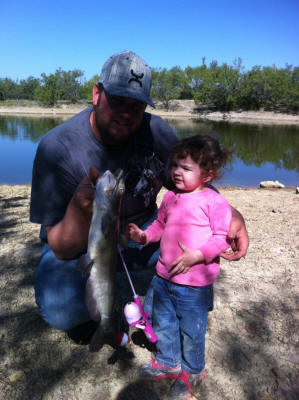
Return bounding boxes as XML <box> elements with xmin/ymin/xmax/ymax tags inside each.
<box><xmin>30</xmin><ymin>50</ymin><xmax>248</xmax><ymax>342</ymax></box>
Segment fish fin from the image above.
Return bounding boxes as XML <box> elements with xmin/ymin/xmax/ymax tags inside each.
<box><xmin>76</xmin><ymin>254</ymin><xmax>94</xmax><ymax>276</ymax></box>
<box><xmin>118</xmin><ymin>234</ymin><xmax>128</xmax><ymax>249</ymax></box>
<box><xmin>89</xmin><ymin>326</ymin><xmax>104</xmax><ymax>352</ymax></box>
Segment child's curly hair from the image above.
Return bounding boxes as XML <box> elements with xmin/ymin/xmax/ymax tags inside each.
<box><xmin>170</xmin><ymin>135</ymin><xmax>232</xmax><ymax>181</ymax></box>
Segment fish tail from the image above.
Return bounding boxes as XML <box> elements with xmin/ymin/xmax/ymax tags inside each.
<box><xmin>89</xmin><ymin>323</ymin><xmax>122</xmax><ymax>352</ymax></box>
<box><xmin>89</xmin><ymin>326</ymin><xmax>105</xmax><ymax>352</ymax></box>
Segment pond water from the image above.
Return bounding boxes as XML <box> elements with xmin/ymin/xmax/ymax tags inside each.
<box><xmin>0</xmin><ymin>114</ymin><xmax>298</xmax><ymax>187</ymax></box>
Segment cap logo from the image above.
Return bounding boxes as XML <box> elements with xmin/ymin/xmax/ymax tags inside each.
<box><xmin>128</xmin><ymin>69</ymin><xmax>144</xmax><ymax>87</ymax></box>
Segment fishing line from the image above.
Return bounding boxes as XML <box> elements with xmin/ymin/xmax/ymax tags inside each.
<box><xmin>71</xmin><ymin>143</ymin><xmax>96</xmax><ymax>188</ymax></box>
<box><xmin>117</xmin><ymin>245</ymin><xmax>137</xmax><ymax>297</ymax></box>
<box><xmin>118</xmin><ymin>244</ymin><xmax>158</xmax><ymax>343</ymax></box>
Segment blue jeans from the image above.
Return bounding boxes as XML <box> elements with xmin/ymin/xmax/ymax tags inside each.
<box><xmin>151</xmin><ymin>275</ymin><xmax>213</xmax><ymax>374</ymax></box>
<box><xmin>34</xmin><ymin>211</ymin><xmax>159</xmax><ymax>331</ymax></box>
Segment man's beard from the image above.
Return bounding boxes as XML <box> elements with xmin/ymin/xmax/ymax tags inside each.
<box><xmin>94</xmin><ymin>110</ymin><xmax>138</xmax><ymax>146</ymax></box>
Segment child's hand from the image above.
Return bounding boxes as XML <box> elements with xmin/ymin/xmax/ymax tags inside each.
<box><xmin>169</xmin><ymin>242</ymin><xmax>205</xmax><ymax>277</ymax></box>
<box><xmin>125</xmin><ymin>223</ymin><xmax>147</xmax><ymax>245</ymax></box>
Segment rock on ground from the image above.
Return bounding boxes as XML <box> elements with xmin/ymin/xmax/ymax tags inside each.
<box><xmin>0</xmin><ymin>185</ymin><xmax>298</xmax><ymax>400</ymax></box>
<box><xmin>260</xmin><ymin>181</ymin><xmax>285</xmax><ymax>188</ymax></box>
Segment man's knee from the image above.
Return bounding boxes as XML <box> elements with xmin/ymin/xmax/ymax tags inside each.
<box><xmin>34</xmin><ymin>245</ymin><xmax>90</xmax><ymax>330</ymax></box>
<box><xmin>35</xmin><ymin>290</ymin><xmax>91</xmax><ymax>331</ymax></box>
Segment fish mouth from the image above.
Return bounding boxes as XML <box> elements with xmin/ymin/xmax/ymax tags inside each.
<box><xmin>94</xmin><ymin>170</ymin><xmax>125</xmax><ymax>206</ymax></box>
<box><xmin>100</xmin><ymin>170</ymin><xmax>124</xmax><ymax>190</ymax></box>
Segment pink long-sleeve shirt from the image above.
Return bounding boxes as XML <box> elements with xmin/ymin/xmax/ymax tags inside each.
<box><xmin>144</xmin><ymin>188</ymin><xmax>232</xmax><ymax>286</ymax></box>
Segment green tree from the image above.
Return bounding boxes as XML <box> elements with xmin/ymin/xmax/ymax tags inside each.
<box><xmin>1</xmin><ymin>60</ymin><xmax>298</xmax><ymax>112</ymax></box>
<box><xmin>289</xmin><ymin>67</ymin><xmax>299</xmax><ymax>112</ymax></box>
<box><xmin>34</xmin><ymin>68</ymin><xmax>85</xmax><ymax>106</ymax></box>
<box><xmin>34</xmin><ymin>73</ymin><xmax>60</xmax><ymax>106</ymax></box>
<box><xmin>55</xmin><ymin>68</ymin><xmax>84</xmax><ymax>102</ymax></box>
<box><xmin>19</xmin><ymin>76</ymin><xmax>41</xmax><ymax>100</ymax></box>
<box><xmin>184</xmin><ymin>58</ymin><xmax>209</xmax><ymax>98</ymax></box>
<box><xmin>193</xmin><ymin>61</ymin><xmax>242</xmax><ymax>111</ymax></box>
<box><xmin>82</xmin><ymin>74</ymin><xmax>100</xmax><ymax>100</ymax></box>
<box><xmin>151</xmin><ymin>67</ymin><xmax>186</xmax><ymax>108</ymax></box>
<box><xmin>0</xmin><ymin>78</ymin><xmax>20</xmax><ymax>100</ymax></box>
<box><xmin>237</xmin><ymin>65</ymin><xmax>299</xmax><ymax>112</ymax></box>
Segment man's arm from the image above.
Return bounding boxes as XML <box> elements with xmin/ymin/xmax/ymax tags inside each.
<box><xmin>206</xmin><ymin>184</ymin><xmax>249</xmax><ymax>261</ymax></box>
<box><xmin>46</xmin><ymin>167</ymin><xmax>99</xmax><ymax>260</ymax></box>
<box><xmin>221</xmin><ymin>206</ymin><xmax>249</xmax><ymax>261</ymax></box>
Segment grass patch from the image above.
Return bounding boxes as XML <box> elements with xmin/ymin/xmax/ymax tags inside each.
<box><xmin>0</xmin><ymin>100</ymin><xmax>41</xmax><ymax>107</ymax></box>
<box><xmin>0</xmin><ymin>100</ymin><xmax>20</xmax><ymax>106</ymax></box>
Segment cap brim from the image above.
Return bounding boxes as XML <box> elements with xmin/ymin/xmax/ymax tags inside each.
<box><xmin>103</xmin><ymin>84</ymin><xmax>155</xmax><ymax>108</ymax></box>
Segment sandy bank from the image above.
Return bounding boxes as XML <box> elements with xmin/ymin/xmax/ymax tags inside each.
<box><xmin>0</xmin><ymin>100</ymin><xmax>298</xmax><ymax>125</ymax></box>
<box><xmin>0</xmin><ymin>184</ymin><xmax>298</xmax><ymax>399</ymax></box>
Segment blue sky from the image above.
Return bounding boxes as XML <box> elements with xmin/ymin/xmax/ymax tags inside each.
<box><xmin>1</xmin><ymin>0</ymin><xmax>299</xmax><ymax>81</ymax></box>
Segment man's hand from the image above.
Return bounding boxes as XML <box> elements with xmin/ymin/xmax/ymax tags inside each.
<box><xmin>221</xmin><ymin>207</ymin><xmax>249</xmax><ymax>261</ymax></box>
<box><xmin>126</xmin><ymin>223</ymin><xmax>147</xmax><ymax>245</ymax></box>
<box><xmin>71</xmin><ymin>166</ymin><xmax>99</xmax><ymax>216</ymax></box>
<box><xmin>169</xmin><ymin>242</ymin><xmax>205</xmax><ymax>277</ymax></box>
<box><xmin>46</xmin><ymin>166</ymin><xmax>99</xmax><ymax>259</ymax></box>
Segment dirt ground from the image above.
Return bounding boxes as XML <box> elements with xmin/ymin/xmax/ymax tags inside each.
<box><xmin>0</xmin><ymin>184</ymin><xmax>298</xmax><ymax>400</ymax></box>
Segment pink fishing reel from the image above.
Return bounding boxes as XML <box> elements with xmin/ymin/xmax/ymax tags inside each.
<box><xmin>124</xmin><ymin>299</ymin><xmax>158</xmax><ymax>343</ymax></box>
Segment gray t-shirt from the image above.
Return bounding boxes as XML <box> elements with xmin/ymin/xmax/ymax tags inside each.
<box><xmin>30</xmin><ymin>107</ymin><xmax>178</xmax><ymax>241</ymax></box>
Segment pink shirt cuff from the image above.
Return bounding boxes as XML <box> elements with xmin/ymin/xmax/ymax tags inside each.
<box><xmin>200</xmin><ymin>241</ymin><xmax>230</xmax><ymax>263</ymax></box>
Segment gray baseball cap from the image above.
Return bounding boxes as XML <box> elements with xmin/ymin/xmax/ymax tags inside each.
<box><xmin>99</xmin><ymin>50</ymin><xmax>155</xmax><ymax>108</ymax></box>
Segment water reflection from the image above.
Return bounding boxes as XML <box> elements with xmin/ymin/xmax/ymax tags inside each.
<box><xmin>0</xmin><ymin>115</ymin><xmax>64</xmax><ymax>142</ymax></box>
<box><xmin>166</xmin><ymin>119</ymin><xmax>299</xmax><ymax>173</ymax></box>
<box><xmin>0</xmin><ymin>115</ymin><xmax>298</xmax><ymax>186</ymax></box>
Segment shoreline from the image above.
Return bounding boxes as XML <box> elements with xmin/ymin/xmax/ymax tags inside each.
<box><xmin>0</xmin><ymin>184</ymin><xmax>297</xmax><ymax>192</ymax></box>
<box><xmin>0</xmin><ymin>101</ymin><xmax>298</xmax><ymax>125</ymax></box>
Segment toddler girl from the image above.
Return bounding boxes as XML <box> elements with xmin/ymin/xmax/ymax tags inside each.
<box><xmin>127</xmin><ymin>134</ymin><xmax>232</xmax><ymax>399</ymax></box>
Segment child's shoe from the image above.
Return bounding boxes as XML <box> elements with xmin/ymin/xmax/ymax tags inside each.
<box><xmin>138</xmin><ymin>357</ymin><xmax>181</xmax><ymax>380</ymax></box>
<box><xmin>170</xmin><ymin>369</ymin><xmax>207</xmax><ymax>399</ymax></box>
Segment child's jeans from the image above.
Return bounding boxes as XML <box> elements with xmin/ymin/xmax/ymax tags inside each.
<box><xmin>151</xmin><ymin>275</ymin><xmax>214</xmax><ymax>374</ymax></box>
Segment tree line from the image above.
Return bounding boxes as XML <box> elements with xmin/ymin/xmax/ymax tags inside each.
<box><xmin>0</xmin><ymin>59</ymin><xmax>298</xmax><ymax>113</ymax></box>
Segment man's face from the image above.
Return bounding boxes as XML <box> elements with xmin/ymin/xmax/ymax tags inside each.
<box><xmin>91</xmin><ymin>85</ymin><xmax>146</xmax><ymax>146</ymax></box>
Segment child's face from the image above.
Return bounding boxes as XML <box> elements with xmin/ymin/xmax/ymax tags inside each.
<box><xmin>171</xmin><ymin>155</ymin><xmax>212</xmax><ymax>192</ymax></box>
